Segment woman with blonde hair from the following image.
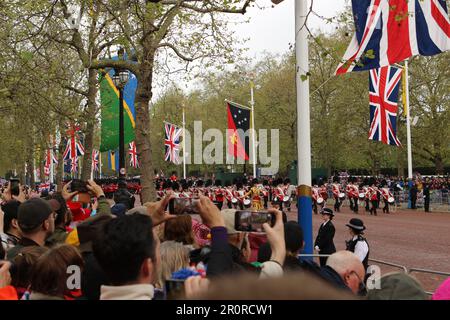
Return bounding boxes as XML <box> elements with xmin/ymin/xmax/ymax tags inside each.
<box><xmin>156</xmin><ymin>241</ymin><xmax>190</xmax><ymax>290</ymax></box>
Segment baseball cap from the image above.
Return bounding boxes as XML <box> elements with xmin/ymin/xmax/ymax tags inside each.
<box><xmin>17</xmin><ymin>198</ymin><xmax>60</xmax><ymax>232</ymax></box>
<box><xmin>221</xmin><ymin>209</ymin><xmax>240</xmax><ymax>235</ymax></box>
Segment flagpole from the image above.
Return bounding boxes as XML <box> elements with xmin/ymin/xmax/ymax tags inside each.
<box><xmin>90</xmin><ymin>152</ymin><xmax>94</xmax><ymax>180</ymax></box>
<box><xmin>182</xmin><ymin>105</ymin><xmax>186</xmax><ymax>179</ymax></box>
<box><xmin>250</xmin><ymin>81</ymin><xmax>257</xmax><ymax>178</ymax></box>
<box><xmin>296</xmin><ymin>0</ymin><xmax>313</xmax><ymax>256</ymax></box>
<box><xmin>99</xmin><ymin>153</ymin><xmax>102</xmax><ymax>179</ymax></box>
<box><xmin>405</xmin><ymin>60</ymin><xmax>413</xmax><ymax>179</ymax></box>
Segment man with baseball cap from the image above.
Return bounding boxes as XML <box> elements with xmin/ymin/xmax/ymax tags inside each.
<box><xmin>345</xmin><ymin>218</ymin><xmax>370</xmax><ymax>271</ymax></box>
<box><xmin>6</xmin><ymin>198</ymin><xmax>60</xmax><ymax>260</ymax></box>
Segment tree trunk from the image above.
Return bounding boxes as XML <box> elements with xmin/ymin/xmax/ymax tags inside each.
<box><xmin>135</xmin><ymin>52</ymin><xmax>156</xmax><ymax>202</ymax></box>
<box><xmin>81</xmin><ymin>68</ymin><xmax>98</xmax><ymax>180</ymax></box>
<box><xmin>56</xmin><ymin>133</ymin><xmax>66</xmax><ymax>191</ymax></box>
<box><xmin>435</xmin><ymin>155</ymin><xmax>444</xmax><ymax>175</ymax></box>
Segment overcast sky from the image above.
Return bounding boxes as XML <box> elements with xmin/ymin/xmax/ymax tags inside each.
<box><xmin>231</xmin><ymin>0</ymin><xmax>348</xmax><ymax>59</ymax></box>
<box><xmin>154</xmin><ymin>0</ymin><xmax>349</xmax><ymax>98</ymax></box>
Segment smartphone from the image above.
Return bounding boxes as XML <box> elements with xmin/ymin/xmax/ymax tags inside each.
<box><xmin>165</xmin><ymin>279</ymin><xmax>186</xmax><ymax>300</ymax></box>
<box><xmin>70</xmin><ymin>179</ymin><xmax>89</xmax><ymax>193</ymax></box>
<box><xmin>10</xmin><ymin>178</ymin><xmax>20</xmax><ymax>197</ymax></box>
<box><xmin>234</xmin><ymin>210</ymin><xmax>276</xmax><ymax>232</ymax></box>
<box><xmin>169</xmin><ymin>198</ymin><xmax>200</xmax><ymax>215</ymax></box>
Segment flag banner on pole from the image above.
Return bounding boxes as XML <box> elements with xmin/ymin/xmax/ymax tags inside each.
<box><xmin>38</xmin><ymin>182</ymin><xmax>50</xmax><ymax>192</ymax></box>
<box><xmin>368</xmin><ymin>65</ymin><xmax>402</xmax><ymax>146</ymax></box>
<box><xmin>70</xmin><ymin>157</ymin><xmax>78</xmax><ymax>173</ymax></box>
<box><xmin>108</xmin><ymin>150</ymin><xmax>119</xmax><ymax>171</ymax></box>
<box><xmin>92</xmin><ymin>149</ymin><xmax>100</xmax><ymax>172</ymax></box>
<box><xmin>164</xmin><ymin>122</ymin><xmax>182</xmax><ymax>165</ymax></box>
<box><xmin>227</xmin><ymin>101</ymin><xmax>250</xmax><ymax>160</ymax></box>
<box><xmin>401</xmin><ymin>68</ymin><xmax>408</xmax><ymax>116</ymax></box>
<box><xmin>336</xmin><ymin>0</ymin><xmax>450</xmax><ymax>75</ymax></box>
<box><xmin>44</xmin><ymin>149</ymin><xmax>57</xmax><ymax>176</ymax></box>
<box><xmin>128</xmin><ymin>141</ymin><xmax>139</xmax><ymax>168</ymax></box>
<box><xmin>62</xmin><ymin>125</ymin><xmax>85</xmax><ymax>160</ymax></box>
<box><xmin>63</xmin><ymin>160</ymin><xmax>71</xmax><ymax>174</ymax></box>
<box><xmin>99</xmin><ymin>53</ymin><xmax>137</xmax><ymax>152</ymax></box>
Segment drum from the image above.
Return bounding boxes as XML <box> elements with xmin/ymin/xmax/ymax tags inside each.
<box><xmin>243</xmin><ymin>199</ymin><xmax>251</xmax><ymax>207</ymax></box>
<box><xmin>231</xmin><ymin>198</ymin><xmax>238</xmax><ymax>204</ymax></box>
<box><xmin>338</xmin><ymin>193</ymin><xmax>346</xmax><ymax>200</ymax></box>
<box><xmin>359</xmin><ymin>193</ymin><xmax>365</xmax><ymax>200</ymax></box>
<box><xmin>317</xmin><ymin>197</ymin><xmax>324</xmax><ymax>205</ymax></box>
<box><xmin>388</xmin><ymin>197</ymin><xmax>395</xmax><ymax>204</ymax></box>
<box><xmin>283</xmin><ymin>195</ymin><xmax>290</xmax><ymax>203</ymax></box>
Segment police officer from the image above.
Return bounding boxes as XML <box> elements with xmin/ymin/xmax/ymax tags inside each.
<box><xmin>314</xmin><ymin>208</ymin><xmax>337</xmax><ymax>267</ymax></box>
<box><xmin>345</xmin><ymin>218</ymin><xmax>370</xmax><ymax>271</ymax></box>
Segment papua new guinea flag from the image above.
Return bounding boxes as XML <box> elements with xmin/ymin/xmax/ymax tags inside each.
<box><xmin>227</xmin><ymin>102</ymin><xmax>250</xmax><ymax>160</ymax></box>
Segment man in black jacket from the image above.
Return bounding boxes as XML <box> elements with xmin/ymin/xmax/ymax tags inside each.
<box><xmin>410</xmin><ymin>183</ymin><xmax>418</xmax><ymax>209</ymax></box>
<box><xmin>113</xmin><ymin>180</ymin><xmax>135</xmax><ymax>210</ymax></box>
<box><xmin>319</xmin><ymin>251</ymin><xmax>365</xmax><ymax>295</ymax></box>
<box><xmin>423</xmin><ymin>183</ymin><xmax>430</xmax><ymax>212</ymax></box>
<box><xmin>314</xmin><ymin>208</ymin><xmax>336</xmax><ymax>267</ymax></box>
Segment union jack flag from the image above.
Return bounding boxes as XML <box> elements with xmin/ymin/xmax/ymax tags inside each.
<box><xmin>70</xmin><ymin>157</ymin><xmax>78</xmax><ymax>173</ymax></box>
<box><xmin>128</xmin><ymin>141</ymin><xmax>139</xmax><ymax>168</ymax></box>
<box><xmin>368</xmin><ymin>65</ymin><xmax>402</xmax><ymax>146</ymax></box>
<box><xmin>44</xmin><ymin>149</ymin><xmax>58</xmax><ymax>176</ymax></box>
<box><xmin>38</xmin><ymin>182</ymin><xmax>50</xmax><ymax>192</ymax></box>
<box><xmin>336</xmin><ymin>0</ymin><xmax>450</xmax><ymax>74</ymax></box>
<box><xmin>92</xmin><ymin>149</ymin><xmax>100</xmax><ymax>172</ymax></box>
<box><xmin>63</xmin><ymin>137</ymin><xmax>85</xmax><ymax>160</ymax></box>
<box><xmin>164</xmin><ymin>122</ymin><xmax>182</xmax><ymax>164</ymax></box>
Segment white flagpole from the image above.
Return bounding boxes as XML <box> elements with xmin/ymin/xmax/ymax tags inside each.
<box><xmin>90</xmin><ymin>152</ymin><xmax>94</xmax><ymax>180</ymax></box>
<box><xmin>405</xmin><ymin>61</ymin><xmax>413</xmax><ymax>179</ymax></box>
<box><xmin>99</xmin><ymin>152</ymin><xmax>103</xmax><ymax>178</ymax></box>
<box><xmin>250</xmin><ymin>81</ymin><xmax>257</xmax><ymax>178</ymax></box>
<box><xmin>182</xmin><ymin>105</ymin><xmax>186</xmax><ymax>179</ymax></box>
<box><xmin>50</xmin><ymin>150</ymin><xmax>54</xmax><ymax>184</ymax></box>
<box><xmin>296</xmin><ymin>0</ymin><xmax>313</xmax><ymax>255</ymax></box>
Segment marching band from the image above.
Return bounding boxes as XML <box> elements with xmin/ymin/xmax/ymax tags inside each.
<box><xmin>151</xmin><ymin>175</ymin><xmax>397</xmax><ymax>215</ymax></box>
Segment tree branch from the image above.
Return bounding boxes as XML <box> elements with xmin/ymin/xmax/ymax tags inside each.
<box><xmin>157</xmin><ymin>43</ymin><xmax>194</xmax><ymax>61</ymax></box>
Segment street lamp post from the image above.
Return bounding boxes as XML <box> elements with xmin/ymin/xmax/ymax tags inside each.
<box><xmin>112</xmin><ymin>48</ymin><xmax>129</xmax><ymax>179</ymax></box>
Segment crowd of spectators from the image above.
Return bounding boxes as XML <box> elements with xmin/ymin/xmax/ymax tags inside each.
<box><xmin>0</xmin><ymin>179</ymin><xmax>448</xmax><ymax>301</ymax></box>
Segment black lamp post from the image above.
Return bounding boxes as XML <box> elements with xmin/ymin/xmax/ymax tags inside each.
<box><xmin>112</xmin><ymin>48</ymin><xmax>129</xmax><ymax>179</ymax></box>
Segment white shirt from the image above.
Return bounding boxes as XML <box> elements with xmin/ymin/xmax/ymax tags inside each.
<box><xmin>352</xmin><ymin>235</ymin><xmax>369</xmax><ymax>262</ymax></box>
<box><xmin>322</xmin><ymin>220</ymin><xmax>329</xmax><ymax>227</ymax></box>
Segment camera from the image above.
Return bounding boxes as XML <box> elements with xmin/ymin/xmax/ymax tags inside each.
<box><xmin>70</xmin><ymin>179</ymin><xmax>89</xmax><ymax>193</ymax></box>
<box><xmin>169</xmin><ymin>198</ymin><xmax>200</xmax><ymax>215</ymax></box>
<box><xmin>165</xmin><ymin>279</ymin><xmax>186</xmax><ymax>300</ymax></box>
<box><xmin>10</xmin><ymin>178</ymin><xmax>20</xmax><ymax>197</ymax></box>
<box><xmin>234</xmin><ymin>210</ymin><xmax>276</xmax><ymax>233</ymax></box>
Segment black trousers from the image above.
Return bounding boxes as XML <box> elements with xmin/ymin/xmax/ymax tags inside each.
<box><xmin>424</xmin><ymin>199</ymin><xmax>430</xmax><ymax>212</ymax></box>
<box><xmin>353</xmin><ymin>198</ymin><xmax>359</xmax><ymax>213</ymax></box>
<box><xmin>334</xmin><ymin>198</ymin><xmax>341</xmax><ymax>212</ymax></box>
<box><xmin>383</xmin><ymin>199</ymin><xmax>389</xmax><ymax>213</ymax></box>
<box><xmin>264</xmin><ymin>196</ymin><xmax>268</xmax><ymax>209</ymax></box>
<box><xmin>214</xmin><ymin>201</ymin><xmax>223</xmax><ymax>210</ymax></box>
<box><xmin>370</xmin><ymin>200</ymin><xmax>378</xmax><ymax>215</ymax></box>
<box><xmin>365</xmin><ymin>199</ymin><xmax>370</xmax><ymax>212</ymax></box>
<box><xmin>319</xmin><ymin>256</ymin><xmax>329</xmax><ymax>267</ymax></box>
<box><xmin>312</xmin><ymin>201</ymin><xmax>318</xmax><ymax>214</ymax></box>
<box><xmin>411</xmin><ymin>197</ymin><xmax>417</xmax><ymax>209</ymax></box>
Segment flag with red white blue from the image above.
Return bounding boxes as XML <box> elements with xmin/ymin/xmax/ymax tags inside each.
<box><xmin>164</xmin><ymin>123</ymin><xmax>182</xmax><ymax>164</ymax></box>
<box><xmin>336</xmin><ymin>0</ymin><xmax>450</xmax><ymax>75</ymax></box>
<box><xmin>128</xmin><ymin>141</ymin><xmax>139</xmax><ymax>168</ymax></box>
<box><xmin>368</xmin><ymin>65</ymin><xmax>402</xmax><ymax>146</ymax></box>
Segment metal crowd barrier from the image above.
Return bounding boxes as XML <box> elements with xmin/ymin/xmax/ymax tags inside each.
<box><xmin>298</xmin><ymin>254</ymin><xmax>449</xmax><ymax>295</ymax></box>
